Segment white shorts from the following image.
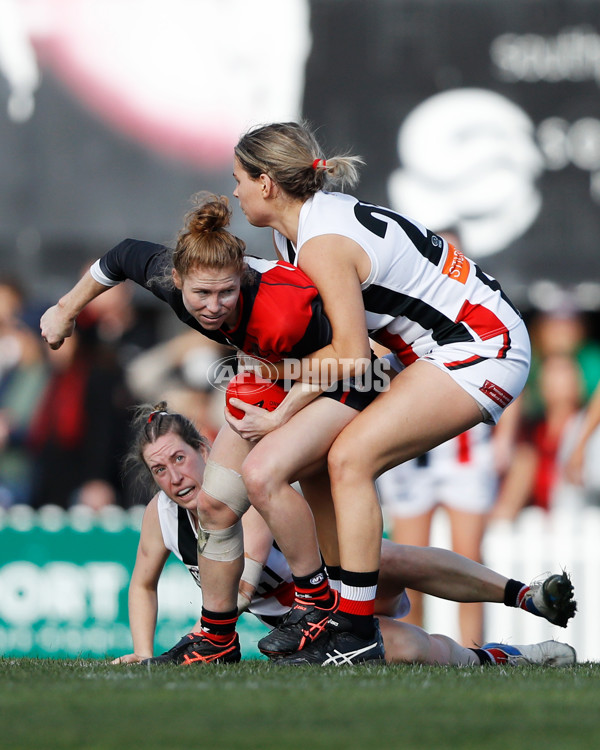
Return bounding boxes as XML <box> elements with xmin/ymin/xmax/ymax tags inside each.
<box><xmin>377</xmin><ymin>423</ymin><xmax>498</xmax><ymax>517</ymax></box>
<box><xmin>422</xmin><ymin>319</ymin><xmax>531</xmax><ymax>425</ymax></box>
<box><xmin>385</xmin><ymin>318</ymin><xmax>530</xmax><ymax>425</ymax></box>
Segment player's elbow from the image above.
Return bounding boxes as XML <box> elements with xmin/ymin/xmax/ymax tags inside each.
<box><xmin>331</xmin><ymin>342</ymin><xmax>372</xmax><ymax>379</ymax></box>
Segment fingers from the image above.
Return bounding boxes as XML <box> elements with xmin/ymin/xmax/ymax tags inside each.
<box><xmin>111</xmin><ymin>653</ymin><xmax>142</xmax><ymax>665</ymax></box>
<box><xmin>223</xmin><ymin>407</ymin><xmax>243</xmax><ymax>426</ymax></box>
<box><xmin>40</xmin><ymin>333</ymin><xmax>64</xmax><ymax>350</ymax></box>
<box><xmin>39</xmin><ymin>306</ymin><xmax>74</xmax><ymax>349</ymax></box>
<box><xmin>227</xmin><ymin>398</ymin><xmax>251</xmax><ymax>415</ymax></box>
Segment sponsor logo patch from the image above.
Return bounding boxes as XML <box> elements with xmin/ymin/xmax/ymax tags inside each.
<box><xmin>442</xmin><ymin>244</ymin><xmax>470</xmax><ymax>284</ymax></box>
<box><xmin>479</xmin><ymin>379</ymin><xmax>513</xmax><ymax>408</ymax></box>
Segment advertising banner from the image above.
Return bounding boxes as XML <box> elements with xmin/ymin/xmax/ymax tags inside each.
<box><xmin>1</xmin><ymin>1</ymin><xmax>599</xmax><ymax>306</ymax></box>
<box><xmin>304</xmin><ymin>0</ymin><xmax>600</xmax><ymax>305</ymax></box>
<box><xmin>0</xmin><ymin>507</ymin><xmax>267</xmax><ymax>659</ymax></box>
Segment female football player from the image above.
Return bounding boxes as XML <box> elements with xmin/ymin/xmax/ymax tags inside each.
<box><xmin>229</xmin><ymin>122</ymin><xmax>532</xmax><ymax>663</ymax></box>
<box><xmin>111</xmin><ymin>403</ymin><xmax>575</xmax><ymax>668</ymax></box>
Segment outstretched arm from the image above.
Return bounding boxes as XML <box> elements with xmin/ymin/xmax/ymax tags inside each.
<box><xmin>41</xmin><ymin>239</ymin><xmax>176</xmax><ymax>351</ymax></box>
<box><xmin>112</xmin><ymin>496</ymin><xmax>170</xmax><ymax>663</ymax></box>
<box><xmin>40</xmin><ymin>270</ymin><xmax>109</xmax><ymax>349</ymax></box>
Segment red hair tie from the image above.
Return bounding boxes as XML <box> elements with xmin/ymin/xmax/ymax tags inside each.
<box><xmin>312</xmin><ymin>158</ymin><xmax>327</xmax><ymax>170</ymax></box>
<box><xmin>147</xmin><ymin>410</ymin><xmax>168</xmax><ymax>423</ymax></box>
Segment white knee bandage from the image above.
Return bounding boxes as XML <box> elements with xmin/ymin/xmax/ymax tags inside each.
<box><xmin>237</xmin><ymin>557</ymin><xmax>264</xmax><ymax>613</ymax></box>
<box><xmin>201</xmin><ymin>459</ymin><xmax>250</xmax><ymax>518</ymax></box>
<box><xmin>197</xmin><ymin>520</ymin><xmax>244</xmax><ymax>562</ymax></box>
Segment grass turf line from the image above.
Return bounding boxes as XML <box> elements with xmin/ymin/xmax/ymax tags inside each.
<box><xmin>1</xmin><ymin>658</ymin><xmax>599</xmax><ymax>750</ymax></box>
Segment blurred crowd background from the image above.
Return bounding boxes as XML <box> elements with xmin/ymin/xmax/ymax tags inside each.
<box><xmin>1</xmin><ymin>0</ymin><xmax>600</xmax><ymax>638</ymax></box>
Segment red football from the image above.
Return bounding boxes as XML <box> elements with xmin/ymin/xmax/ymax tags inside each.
<box><xmin>225</xmin><ymin>372</ymin><xmax>287</xmax><ymax>419</ymax></box>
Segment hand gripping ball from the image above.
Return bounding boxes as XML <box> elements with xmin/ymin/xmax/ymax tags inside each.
<box><xmin>225</xmin><ymin>371</ymin><xmax>287</xmax><ymax>419</ymax></box>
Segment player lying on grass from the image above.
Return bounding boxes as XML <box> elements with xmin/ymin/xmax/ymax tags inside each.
<box><xmin>111</xmin><ymin>403</ymin><xmax>576</xmax><ymax>668</ymax></box>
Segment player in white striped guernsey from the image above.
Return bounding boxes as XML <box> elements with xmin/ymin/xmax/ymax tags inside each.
<box><xmin>111</xmin><ymin>403</ymin><xmax>575</xmax><ymax>667</ymax></box>
<box><xmin>231</xmin><ymin>122</ymin><xmax>531</xmax><ymax>665</ymax></box>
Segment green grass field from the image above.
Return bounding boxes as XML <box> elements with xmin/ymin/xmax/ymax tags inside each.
<box><xmin>1</xmin><ymin>659</ymin><xmax>599</xmax><ymax>750</ymax></box>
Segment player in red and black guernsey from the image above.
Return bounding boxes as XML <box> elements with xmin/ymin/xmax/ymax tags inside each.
<box><xmin>231</xmin><ymin>122</ymin><xmax>532</xmax><ymax>666</ymax></box>
<box><xmin>90</xmin><ymin>239</ymin><xmax>331</xmax><ymax>363</ymax></box>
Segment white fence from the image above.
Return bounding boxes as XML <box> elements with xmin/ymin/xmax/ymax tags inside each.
<box><xmin>1</xmin><ymin>504</ymin><xmax>596</xmax><ymax>661</ymax></box>
<box><xmin>423</xmin><ymin>506</ymin><xmax>600</xmax><ymax>663</ymax></box>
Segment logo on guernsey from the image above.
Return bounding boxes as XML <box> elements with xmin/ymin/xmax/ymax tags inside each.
<box><xmin>310</xmin><ymin>573</ymin><xmax>325</xmax><ymax>585</ymax></box>
<box><xmin>479</xmin><ymin>379</ymin><xmax>513</xmax><ymax>408</ymax></box>
<box><xmin>442</xmin><ymin>244</ymin><xmax>470</xmax><ymax>284</ymax></box>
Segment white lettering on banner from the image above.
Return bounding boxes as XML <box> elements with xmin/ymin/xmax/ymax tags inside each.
<box><xmin>489</xmin><ymin>28</ymin><xmax>600</xmax><ymax>208</ymax></box>
<box><xmin>87</xmin><ymin>564</ymin><xmax>129</xmax><ymax>621</ymax></box>
<box><xmin>537</xmin><ymin>116</ymin><xmax>600</xmax><ymax>204</ymax></box>
<box><xmin>538</xmin><ymin>117</ymin><xmax>600</xmax><ymax>171</ymax></box>
<box><xmin>0</xmin><ymin>562</ymin><xmax>39</xmax><ymax>624</ymax></box>
<box><xmin>156</xmin><ymin>566</ymin><xmax>201</xmax><ymax>619</ymax></box>
<box><xmin>36</xmin><ymin>624</ymin><xmax>132</xmax><ymax>653</ymax></box>
<box><xmin>491</xmin><ymin>28</ymin><xmax>600</xmax><ymax>84</ymax></box>
<box><xmin>0</xmin><ymin>626</ymin><xmax>34</xmax><ymax>652</ymax></box>
<box><xmin>0</xmin><ymin>561</ymin><xmax>129</xmax><ymax>624</ymax></box>
<box><xmin>42</xmin><ymin>563</ymin><xmax>87</xmax><ymax>621</ymax></box>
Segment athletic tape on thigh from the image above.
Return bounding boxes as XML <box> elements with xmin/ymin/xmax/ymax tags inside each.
<box><xmin>197</xmin><ymin>520</ymin><xmax>244</xmax><ymax>562</ymax></box>
<box><xmin>201</xmin><ymin>459</ymin><xmax>250</xmax><ymax>517</ymax></box>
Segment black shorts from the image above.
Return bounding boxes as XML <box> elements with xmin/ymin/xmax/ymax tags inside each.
<box><xmin>321</xmin><ymin>357</ymin><xmax>391</xmax><ymax>412</ymax></box>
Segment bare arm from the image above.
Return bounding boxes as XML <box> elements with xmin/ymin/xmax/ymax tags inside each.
<box><xmin>40</xmin><ymin>269</ymin><xmax>111</xmax><ymax>350</ymax></box>
<box><xmin>225</xmin><ymin>237</ymin><xmax>370</xmax><ymax>437</ymax></box>
<box><xmin>293</xmin><ymin>235</ymin><xmax>372</xmax><ymax>380</ymax></box>
<box><xmin>112</xmin><ymin>496</ymin><xmax>170</xmax><ymax>663</ymax></box>
<box><xmin>227</xmin><ymin>233</ymin><xmax>369</xmax><ymax>435</ymax></box>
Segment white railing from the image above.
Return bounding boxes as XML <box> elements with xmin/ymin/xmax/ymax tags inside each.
<box><xmin>1</xmin><ymin>504</ymin><xmax>595</xmax><ymax>661</ymax></box>
<box><xmin>423</xmin><ymin>506</ymin><xmax>599</xmax><ymax>663</ymax></box>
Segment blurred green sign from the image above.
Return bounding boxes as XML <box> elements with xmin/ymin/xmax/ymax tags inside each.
<box><xmin>0</xmin><ymin>506</ymin><xmax>267</xmax><ymax>659</ymax></box>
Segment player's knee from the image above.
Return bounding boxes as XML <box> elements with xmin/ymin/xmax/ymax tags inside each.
<box><xmin>380</xmin><ymin>621</ymin><xmax>430</xmax><ymax>664</ymax></box>
<box><xmin>199</xmin><ymin>460</ymin><xmax>250</xmax><ymax>521</ymax></box>
<box><xmin>241</xmin><ymin>453</ymin><xmax>281</xmax><ymax>505</ymax></box>
<box><xmin>197</xmin><ymin>490</ymin><xmax>241</xmax><ymax>529</ymax></box>
<box><xmin>327</xmin><ymin>438</ymin><xmax>372</xmax><ymax>487</ymax></box>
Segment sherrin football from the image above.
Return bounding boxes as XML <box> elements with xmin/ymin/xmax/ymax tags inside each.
<box><xmin>225</xmin><ymin>371</ymin><xmax>287</xmax><ymax>419</ymax></box>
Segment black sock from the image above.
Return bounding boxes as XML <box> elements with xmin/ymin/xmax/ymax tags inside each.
<box><xmin>470</xmin><ymin>647</ymin><xmax>493</xmax><ymax>665</ymax></box>
<box><xmin>503</xmin><ymin>578</ymin><xmax>527</xmax><ymax>607</ymax></box>
<box><xmin>200</xmin><ymin>607</ymin><xmax>238</xmax><ymax>639</ymax></box>
<box><xmin>339</xmin><ymin>569</ymin><xmax>379</xmax><ymax>640</ymax></box>
<box><xmin>293</xmin><ymin>562</ymin><xmax>336</xmax><ymax>607</ymax></box>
